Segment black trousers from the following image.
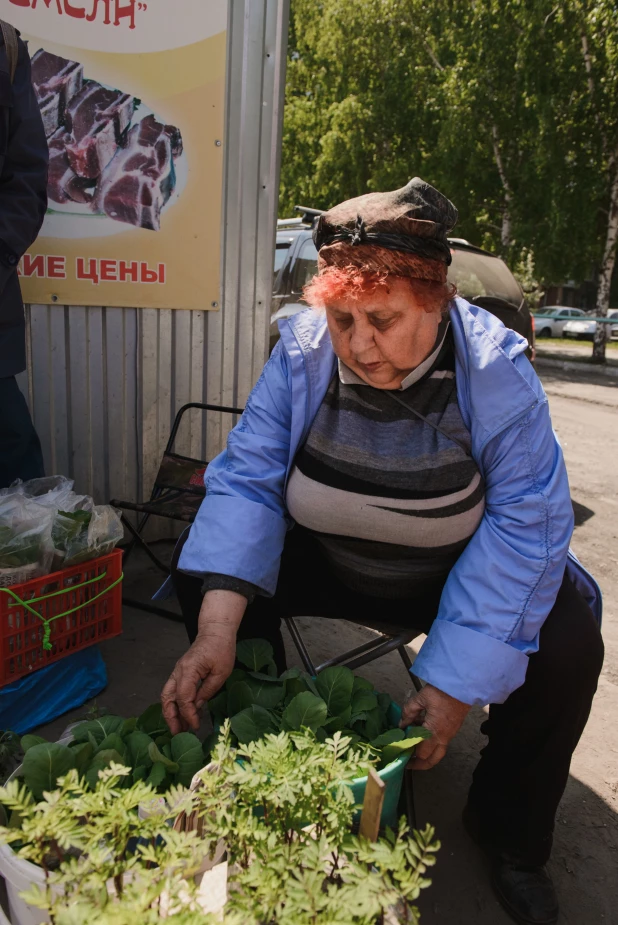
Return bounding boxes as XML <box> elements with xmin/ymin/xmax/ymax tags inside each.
<box><xmin>173</xmin><ymin>526</ymin><xmax>604</xmax><ymax>866</ymax></box>
<box><xmin>0</xmin><ymin>376</ymin><xmax>44</xmax><ymax>489</ymax></box>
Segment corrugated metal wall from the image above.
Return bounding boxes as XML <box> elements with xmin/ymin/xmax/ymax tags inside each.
<box><xmin>17</xmin><ymin>0</ymin><xmax>290</xmax><ymax>526</ymax></box>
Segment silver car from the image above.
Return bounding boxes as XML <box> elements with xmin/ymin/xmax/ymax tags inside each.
<box><xmin>533</xmin><ymin>307</ymin><xmax>587</xmax><ymax>338</ymax></box>
<box><xmin>562</xmin><ymin>309</ymin><xmax>618</xmax><ymax>341</ymax></box>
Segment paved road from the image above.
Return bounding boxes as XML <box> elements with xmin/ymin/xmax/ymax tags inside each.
<box><xmin>38</xmin><ymin>364</ymin><xmax>618</xmax><ymax>925</ymax></box>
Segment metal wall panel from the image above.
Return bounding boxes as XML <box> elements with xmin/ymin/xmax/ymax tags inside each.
<box><xmin>19</xmin><ymin>0</ymin><xmax>290</xmax><ymax>537</ymax></box>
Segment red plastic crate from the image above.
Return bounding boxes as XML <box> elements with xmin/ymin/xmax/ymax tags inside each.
<box><xmin>0</xmin><ymin>549</ymin><xmax>123</xmax><ymax>687</ymax></box>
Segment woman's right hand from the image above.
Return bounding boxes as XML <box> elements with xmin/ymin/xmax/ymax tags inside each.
<box><xmin>161</xmin><ymin>589</ymin><xmax>247</xmax><ymax>734</ymax></box>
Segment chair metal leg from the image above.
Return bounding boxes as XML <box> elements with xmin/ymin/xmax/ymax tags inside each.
<box><xmin>120</xmin><ymin>515</ymin><xmax>169</xmax><ymax>573</ymax></box>
<box><xmin>284</xmin><ymin>617</ymin><xmax>317</xmax><ymax>675</ymax></box>
<box><xmin>316</xmin><ymin>636</ymin><xmax>391</xmax><ymax>672</ymax></box>
<box><xmin>343</xmin><ymin>632</ymin><xmax>417</xmax><ymax>672</ymax></box>
<box><xmin>398</xmin><ymin>645</ymin><xmax>423</xmax><ymax>692</ymax></box>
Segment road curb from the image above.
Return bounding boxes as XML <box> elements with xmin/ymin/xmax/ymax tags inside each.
<box><xmin>535</xmin><ymin>356</ymin><xmax>618</xmax><ymax>379</ymax></box>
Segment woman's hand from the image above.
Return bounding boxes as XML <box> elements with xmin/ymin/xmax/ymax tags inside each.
<box><xmin>161</xmin><ymin>590</ymin><xmax>247</xmax><ymax>734</ymax></box>
<box><xmin>400</xmin><ymin>683</ymin><xmax>471</xmax><ymax>771</ymax></box>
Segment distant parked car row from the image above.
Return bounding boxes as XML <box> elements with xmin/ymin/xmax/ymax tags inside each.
<box><xmin>533</xmin><ymin>307</ymin><xmax>588</xmax><ymax>338</ymax></box>
<box><xmin>533</xmin><ymin>306</ymin><xmax>618</xmax><ymax>341</ymax></box>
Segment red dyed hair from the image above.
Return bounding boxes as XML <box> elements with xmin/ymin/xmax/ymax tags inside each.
<box><xmin>304</xmin><ymin>265</ymin><xmax>456</xmax><ymax>314</ymax></box>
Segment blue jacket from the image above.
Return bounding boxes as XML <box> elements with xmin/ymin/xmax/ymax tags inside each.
<box><xmin>179</xmin><ymin>299</ymin><xmax>601</xmax><ymax>706</ymax></box>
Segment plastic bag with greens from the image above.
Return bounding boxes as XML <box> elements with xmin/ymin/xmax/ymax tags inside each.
<box><xmin>0</xmin><ymin>495</ymin><xmax>54</xmax><ymax>587</ymax></box>
<box><xmin>62</xmin><ymin>505</ymin><xmax>124</xmax><ymax>567</ymax></box>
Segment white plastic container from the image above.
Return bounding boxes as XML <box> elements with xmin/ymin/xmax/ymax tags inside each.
<box><xmin>0</xmin><ymin>726</ymin><xmax>75</xmax><ymax>925</ymax></box>
<box><xmin>0</xmin><ymin>844</ymin><xmax>48</xmax><ymax>925</ymax></box>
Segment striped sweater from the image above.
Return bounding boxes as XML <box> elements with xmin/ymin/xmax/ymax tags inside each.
<box><xmin>286</xmin><ymin>322</ymin><xmax>485</xmax><ymax>598</ymax></box>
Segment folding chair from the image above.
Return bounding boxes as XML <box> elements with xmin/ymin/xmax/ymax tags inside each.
<box><xmin>284</xmin><ymin>615</ymin><xmax>423</xmax><ymax>691</ymax></box>
<box><xmin>111</xmin><ymin>401</ymin><xmax>243</xmax><ymax>615</ymax></box>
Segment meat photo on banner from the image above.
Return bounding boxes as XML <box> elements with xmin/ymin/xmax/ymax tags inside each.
<box><xmin>8</xmin><ymin>0</ymin><xmax>227</xmax><ymax>309</ymax></box>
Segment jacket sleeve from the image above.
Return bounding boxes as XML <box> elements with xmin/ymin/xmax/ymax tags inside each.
<box><xmin>412</xmin><ymin>391</ymin><xmax>574</xmax><ymax>706</ymax></box>
<box><xmin>178</xmin><ymin>340</ymin><xmax>293</xmax><ymax>595</ymax></box>
<box><xmin>0</xmin><ymin>37</ymin><xmax>48</xmax><ymax>295</ymax></box>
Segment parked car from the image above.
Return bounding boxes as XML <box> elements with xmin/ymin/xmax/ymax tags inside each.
<box><xmin>271</xmin><ymin>217</ymin><xmax>535</xmax><ymax>359</ymax></box>
<box><xmin>562</xmin><ymin>309</ymin><xmax>618</xmax><ymax>341</ymax></box>
<box><xmin>533</xmin><ymin>306</ymin><xmax>587</xmax><ymax>338</ymax></box>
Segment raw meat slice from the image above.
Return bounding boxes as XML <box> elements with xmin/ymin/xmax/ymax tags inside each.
<box><xmin>31</xmin><ymin>49</ymin><xmax>83</xmax><ymax>138</ymax></box>
<box><xmin>47</xmin><ymin>128</ymin><xmax>96</xmax><ymax>205</ymax></box>
<box><xmin>96</xmin><ymin>115</ymin><xmax>183</xmax><ymax>231</ymax></box>
<box><xmin>65</xmin><ymin>81</ymin><xmax>135</xmax><ymax>179</ymax></box>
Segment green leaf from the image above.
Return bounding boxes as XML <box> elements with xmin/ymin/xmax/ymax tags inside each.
<box><xmin>72</xmin><ymin>741</ymin><xmax>94</xmax><ymax>775</ymax></box>
<box><xmin>22</xmin><ymin>743</ymin><xmax>76</xmax><ymax>800</ymax></box>
<box><xmin>132</xmin><ymin>765</ymin><xmax>147</xmax><ymax>783</ymax></box>
<box><xmin>126</xmin><ymin>731</ymin><xmax>154</xmax><ymax>769</ymax></box>
<box><xmin>322</xmin><ymin>704</ymin><xmax>352</xmax><ymax>731</ymax></box>
<box><xmin>315</xmin><ymin>666</ymin><xmax>355</xmax><ymax>717</ymax></box>
<box><xmin>202</xmin><ymin>732</ymin><xmax>217</xmax><ymax>761</ymax></box>
<box><xmin>230</xmin><ymin>705</ymin><xmax>278</xmax><ymax>744</ymax></box>
<box><xmin>377</xmin><ymin>692</ymin><xmax>392</xmax><ymax>717</ymax></box>
<box><xmin>146</xmin><ymin>761</ymin><xmax>168</xmax><ymax>789</ymax></box>
<box><xmin>245</xmin><ymin>677</ymin><xmax>285</xmax><ymax>710</ymax></box>
<box><xmin>225</xmin><ymin>669</ymin><xmax>248</xmax><ymax>690</ymax></box>
<box><xmin>361</xmin><ymin>706</ymin><xmax>385</xmax><ymax>741</ymax></box>
<box><xmin>170</xmin><ymin>733</ymin><xmax>204</xmax><ymax>786</ymax></box>
<box><xmin>340</xmin><ymin>729</ymin><xmax>362</xmax><ymax>747</ymax></box>
<box><xmin>120</xmin><ymin>717</ymin><xmax>137</xmax><ymax>737</ymax></box>
<box><xmin>370</xmin><ymin>729</ymin><xmax>405</xmax><ymax>749</ymax></box>
<box><xmin>248</xmin><ymin>670</ymin><xmax>282</xmax><ymax>684</ymax></box>
<box><xmin>352</xmin><ymin>676</ymin><xmax>374</xmax><ymax>694</ymax></box>
<box><xmin>147</xmin><ymin>741</ymin><xmax>179</xmax><ymax>773</ymax></box>
<box><xmin>136</xmin><ymin>703</ymin><xmax>168</xmax><ymax>738</ymax></box>
<box><xmin>351</xmin><ymin>689</ymin><xmax>378</xmax><ymax>714</ymax></box>
<box><xmin>236</xmin><ymin>638</ymin><xmax>274</xmax><ymax>672</ymax></box>
<box><xmin>282</xmin><ymin>692</ymin><xmax>328</xmax><ymax>733</ymax></box>
<box><xmin>84</xmin><ymin>749</ymin><xmax>125</xmax><ymax>789</ymax></box>
<box><xmin>227</xmin><ymin>681</ymin><xmax>254</xmax><ymax>716</ymax></box>
<box><xmin>207</xmin><ymin>690</ymin><xmax>228</xmax><ymax>724</ymax></box>
<box><xmin>381</xmin><ymin>731</ymin><xmax>432</xmax><ymax>767</ymax></box>
<box><xmin>349</xmin><ymin>712</ymin><xmax>368</xmax><ymax>727</ymax></box>
<box><xmin>155</xmin><ymin>734</ymin><xmax>172</xmax><ymax>749</ymax></box>
<box><xmin>71</xmin><ymin>715</ymin><xmax>124</xmax><ymax>746</ymax></box>
<box><xmin>315</xmin><ymin>727</ymin><xmax>328</xmax><ymax>743</ymax></box>
<box><xmin>95</xmin><ymin>734</ymin><xmax>126</xmax><ymax>759</ymax></box>
<box><xmin>265</xmin><ymin>659</ymin><xmax>278</xmax><ymax>678</ymax></box>
<box><xmin>20</xmin><ymin>734</ymin><xmax>46</xmax><ymax>753</ymax></box>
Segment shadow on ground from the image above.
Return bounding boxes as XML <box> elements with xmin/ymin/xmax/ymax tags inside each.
<box><xmin>572</xmin><ymin>499</ymin><xmax>595</xmax><ymax>527</ymax></box>
<box><xmin>35</xmin><ymin>546</ymin><xmax>617</xmax><ymax>925</ymax></box>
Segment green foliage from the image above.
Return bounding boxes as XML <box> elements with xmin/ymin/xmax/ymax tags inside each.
<box><xmin>11</xmin><ymin>703</ymin><xmax>207</xmax><ymax>800</ymax></box>
<box><xmin>0</xmin><ymin>523</ymin><xmax>43</xmax><ymax>568</ymax></box>
<box><xmin>0</xmin><ymin>728</ymin><xmax>439</xmax><ymax>923</ymax></box>
<box><xmin>209</xmin><ymin>640</ymin><xmax>430</xmax><ymax>772</ymax></box>
<box><xmin>281</xmin><ymin>0</ymin><xmax>618</xmax><ymax>292</ymax></box>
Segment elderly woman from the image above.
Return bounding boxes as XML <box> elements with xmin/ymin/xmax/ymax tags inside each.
<box><xmin>162</xmin><ymin>179</ymin><xmax>603</xmax><ymax>925</ymax></box>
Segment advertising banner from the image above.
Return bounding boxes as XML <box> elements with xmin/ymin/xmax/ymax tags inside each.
<box><xmin>7</xmin><ymin>0</ymin><xmax>227</xmax><ymax>309</ymax></box>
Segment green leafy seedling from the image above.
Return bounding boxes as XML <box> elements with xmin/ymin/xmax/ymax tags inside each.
<box><xmin>22</xmin><ymin>743</ymin><xmax>76</xmax><ymax>800</ymax></box>
<box><xmin>315</xmin><ymin>666</ymin><xmax>355</xmax><ymax>717</ymax></box>
<box><xmin>236</xmin><ymin>638</ymin><xmax>274</xmax><ymax>672</ymax></box>
<box><xmin>231</xmin><ymin>705</ymin><xmax>278</xmax><ymax>744</ymax></box>
<box><xmin>282</xmin><ymin>692</ymin><xmax>328</xmax><ymax>733</ymax></box>
<box><xmin>170</xmin><ymin>733</ymin><xmax>204</xmax><ymax>786</ymax></box>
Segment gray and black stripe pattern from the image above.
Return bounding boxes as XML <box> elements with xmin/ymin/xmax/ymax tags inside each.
<box><xmin>286</xmin><ymin>325</ymin><xmax>485</xmax><ymax>598</ymax></box>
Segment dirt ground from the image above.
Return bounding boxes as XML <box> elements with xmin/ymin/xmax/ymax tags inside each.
<box><xmin>37</xmin><ymin>362</ymin><xmax>618</xmax><ymax>925</ymax></box>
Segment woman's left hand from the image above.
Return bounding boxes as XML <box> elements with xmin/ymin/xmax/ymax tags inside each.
<box><xmin>400</xmin><ymin>683</ymin><xmax>471</xmax><ymax>770</ymax></box>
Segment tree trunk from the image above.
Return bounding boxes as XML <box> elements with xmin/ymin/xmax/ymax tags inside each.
<box><xmin>491</xmin><ymin>125</ymin><xmax>512</xmax><ymax>250</ymax></box>
<box><xmin>592</xmin><ymin>154</ymin><xmax>618</xmax><ymax>363</ymax></box>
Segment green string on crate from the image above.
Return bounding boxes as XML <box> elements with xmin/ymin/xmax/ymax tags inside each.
<box><xmin>0</xmin><ymin>569</ymin><xmax>124</xmax><ymax>650</ymax></box>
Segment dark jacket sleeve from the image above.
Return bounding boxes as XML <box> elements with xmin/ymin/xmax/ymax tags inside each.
<box><xmin>0</xmin><ymin>35</ymin><xmax>48</xmax><ymax>295</ymax></box>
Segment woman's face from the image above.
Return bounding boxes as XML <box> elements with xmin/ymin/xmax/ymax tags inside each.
<box><xmin>324</xmin><ymin>278</ymin><xmax>442</xmax><ymax>389</ymax></box>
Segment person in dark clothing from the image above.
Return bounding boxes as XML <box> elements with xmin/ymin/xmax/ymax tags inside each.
<box><xmin>0</xmin><ymin>22</ymin><xmax>48</xmax><ymax>488</ymax></box>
